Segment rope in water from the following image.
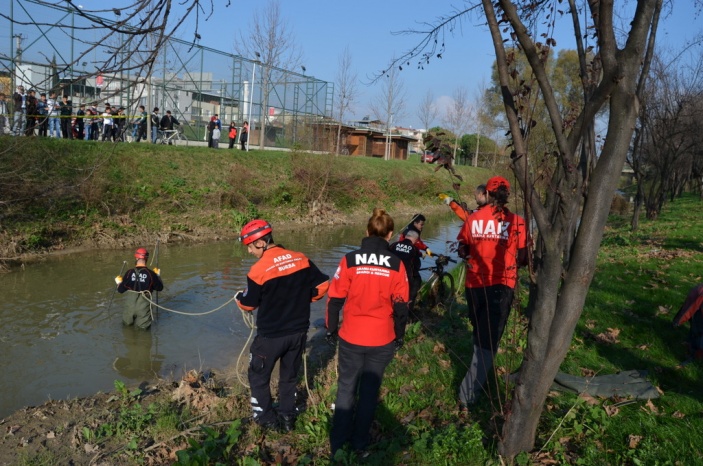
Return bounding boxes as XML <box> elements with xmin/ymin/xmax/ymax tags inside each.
<box><xmin>138</xmin><ymin>292</ymin><xmax>235</xmax><ymax>316</ymax></box>
<box><xmin>128</xmin><ymin>290</ymin><xmax>316</xmax><ymax>400</ymax></box>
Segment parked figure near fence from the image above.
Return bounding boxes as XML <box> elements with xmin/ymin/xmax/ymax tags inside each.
<box><xmin>37</xmin><ymin>93</ymin><xmax>48</xmax><ymax>137</ymax></box>
<box><xmin>240</xmin><ymin>120</ymin><xmax>249</xmax><ymax>150</ymax></box>
<box><xmin>135</xmin><ymin>105</ymin><xmax>147</xmax><ymax>142</ymax></box>
<box><xmin>160</xmin><ymin>110</ymin><xmax>179</xmax><ymax>144</ymax></box>
<box><xmin>228</xmin><ymin>122</ymin><xmax>237</xmax><ymax>149</ymax></box>
<box><xmin>12</xmin><ymin>85</ymin><xmax>26</xmax><ymax>136</ymax></box>
<box><xmin>24</xmin><ymin>89</ymin><xmax>38</xmax><ymax>136</ymax></box>
<box><xmin>47</xmin><ymin>92</ymin><xmax>61</xmax><ymax>138</ymax></box>
<box><xmin>75</xmin><ymin>104</ymin><xmax>86</xmax><ymax>140</ymax></box>
<box><xmin>115</xmin><ymin>107</ymin><xmax>127</xmax><ymax>142</ymax></box>
<box><xmin>102</xmin><ymin>104</ymin><xmax>114</xmax><ymax>142</ymax></box>
<box><xmin>211</xmin><ymin>126</ymin><xmax>221</xmax><ymax>148</ymax></box>
<box><xmin>60</xmin><ymin>95</ymin><xmax>73</xmax><ymax>139</ymax></box>
<box><xmin>0</xmin><ymin>92</ymin><xmax>10</xmax><ymax>135</ymax></box>
<box><xmin>151</xmin><ymin>107</ymin><xmax>160</xmax><ymax>143</ymax></box>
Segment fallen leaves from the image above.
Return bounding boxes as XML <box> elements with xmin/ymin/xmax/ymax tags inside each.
<box><xmin>628</xmin><ymin>434</ymin><xmax>642</xmax><ymax>449</ymax></box>
<box><xmin>604</xmin><ymin>404</ymin><xmax>619</xmax><ymax>417</ymax></box>
<box><xmin>642</xmin><ymin>399</ymin><xmax>659</xmax><ymax>415</ymax></box>
<box><xmin>655</xmin><ymin>305</ymin><xmax>670</xmax><ymax>316</ymax></box>
<box><xmin>578</xmin><ymin>393</ymin><xmax>599</xmax><ymax>406</ymax></box>
<box><xmin>594</xmin><ymin>327</ymin><xmax>621</xmax><ymax>344</ymax></box>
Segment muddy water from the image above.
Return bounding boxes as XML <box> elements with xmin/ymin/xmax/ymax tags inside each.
<box><xmin>0</xmin><ymin>213</ymin><xmax>462</xmax><ymax>418</ymax></box>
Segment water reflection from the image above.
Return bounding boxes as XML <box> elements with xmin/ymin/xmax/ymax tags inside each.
<box><xmin>113</xmin><ymin>326</ymin><xmax>165</xmax><ymax>381</ymax></box>
<box><xmin>0</xmin><ymin>211</ymin><xmax>462</xmax><ymax>418</ymax></box>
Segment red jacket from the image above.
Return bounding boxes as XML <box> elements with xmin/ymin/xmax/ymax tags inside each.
<box><xmin>673</xmin><ymin>283</ymin><xmax>703</xmax><ymax>326</ymax></box>
<box><xmin>457</xmin><ymin>204</ymin><xmax>527</xmax><ymax>289</ymax></box>
<box><xmin>237</xmin><ymin>245</ymin><xmax>329</xmax><ymax>338</ymax></box>
<box><xmin>326</xmin><ymin>236</ymin><xmax>409</xmax><ymax>346</ymax></box>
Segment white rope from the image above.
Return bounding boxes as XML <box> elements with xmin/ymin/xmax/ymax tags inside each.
<box><xmin>134</xmin><ymin>291</ymin><xmax>235</xmax><ymax>316</ymax></box>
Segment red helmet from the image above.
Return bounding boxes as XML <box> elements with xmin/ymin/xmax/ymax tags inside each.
<box><xmin>134</xmin><ymin>247</ymin><xmax>149</xmax><ymax>260</ymax></box>
<box><xmin>238</xmin><ymin>219</ymin><xmax>272</xmax><ymax>245</ymax></box>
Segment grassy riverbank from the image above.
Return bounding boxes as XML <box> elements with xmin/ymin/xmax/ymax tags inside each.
<box><xmin>0</xmin><ymin>137</ymin><xmax>484</xmax><ymax>266</ymax></box>
<box><xmin>2</xmin><ymin>195</ymin><xmax>701</xmax><ymax>465</ymax></box>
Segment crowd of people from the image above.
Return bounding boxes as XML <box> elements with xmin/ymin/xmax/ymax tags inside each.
<box><xmin>2</xmin><ymin>84</ymin><xmax>253</xmax><ymax>148</ymax></box>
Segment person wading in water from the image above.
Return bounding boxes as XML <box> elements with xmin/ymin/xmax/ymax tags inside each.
<box><xmin>115</xmin><ymin>248</ymin><xmax>164</xmax><ymax>330</ymax></box>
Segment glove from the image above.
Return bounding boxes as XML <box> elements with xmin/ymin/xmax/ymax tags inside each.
<box><xmin>438</xmin><ymin>193</ymin><xmax>453</xmax><ymax>205</ymax></box>
<box><xmin>394</xmin><ymin>339</ymin><xmax>404</xmax><ymax>353</ymax></box>
<box><xmin>423</xmin><ymin>248</ymin><xmax>433</xmax><ymax>258</ymax></box>
<box><xmin>153</xmin><ymin>267</ymin><xmax>161</xmax><ymax>276</ymax></box>
<box><xmin>114</xmin><ymin>275</ymin><xmax>123</xmax><ymax>285</ymax></box>
<box><xmin>325</xmin><ymin>331</ymin><xmax>338</xmax><ymax>348</ymax></box>
<box><xmin>234</xmin><ymin>291</ymin><xmax>244</xmax><ymax>301</ymax></box>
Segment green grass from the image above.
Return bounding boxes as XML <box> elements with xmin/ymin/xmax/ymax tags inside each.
<box><xmin>6</xmin><ymin>136</ymin><xmax>702</xmax><ymax>464</ymax></box>
<box><xmin>0</xmin><ymin>137</ymin><xmax>489</xmax><ymax>256</ymax></box>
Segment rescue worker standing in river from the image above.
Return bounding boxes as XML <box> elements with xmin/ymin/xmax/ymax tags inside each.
<box><xmin>115</xmin><ymin>248</ymin><xmax>163</xmax><ymax>330</ymax></box>
<box><xmin>326</xmin><ymin>208</ymin><xmax>410</xmax><ymax>456</ymax></box>
<box><xmin>235</xmin><ymin>219</ymin><xmax>330</xmax><ymax>432</ymax></box>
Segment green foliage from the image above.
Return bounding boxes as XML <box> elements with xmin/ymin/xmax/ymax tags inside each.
<box><xmin>174</xmin><ymin>420</ymin><xmax>243</xmax><ymax>466</ymax></box>
<box><xmin>411</xmin><ymin>423</ymin><xmax>489</xmax><ymax>464</ymax></box>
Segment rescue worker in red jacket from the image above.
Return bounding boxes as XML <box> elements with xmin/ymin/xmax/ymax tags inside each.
<box><xmin>456</xmin><ymin>176</ymin><xmax>527</xmax><ymax>407</ymax></box>
<box><xmin>672</xmin><ymin>283</ymin><xmax>703</xmax><ymax>360</ymax></box>
<box><xmin>326</xmin><ymin>208</ymin><xmax>410</xmax><ymax>455</ymax></box>
<box><xmin>235</xmin><ymin>219</ymin><xmax>329</xmax><ymax>432</ymax></box>
<box><xmin>439</xmin><ymin>184</ymin><xmax>488</xmax><ymax>222</ymax></box>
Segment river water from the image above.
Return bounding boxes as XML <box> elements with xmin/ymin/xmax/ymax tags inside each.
<box><xmin>0</xmin><ymin>213</ymin><xmax>461</xmax><ymax>419</ymax></box>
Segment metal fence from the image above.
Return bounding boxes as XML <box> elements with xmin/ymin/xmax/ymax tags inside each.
<box><xmin>1</xmin><ymin>0</ymin><xmax>334</xmax><ymax>147</ymax></box>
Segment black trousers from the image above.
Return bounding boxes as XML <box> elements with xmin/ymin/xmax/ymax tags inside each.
<box><xmin>248</xmin><ymin>331</ymin><xmax>306</xmax><ymax>425</ymax></box>
<box><xmin>330</xmin><ymin>338</ymin><xmax>394</xmax><ymax>454</ymax></box>
<box><xmin>465</xmin><ymin>285</ymin><xmax>514</xmax><ymax>353</ymax></box>
<box><xmin>61</xmin><ymin>118</ymin><xmax>73</xmax><ymax>139</ymax></box>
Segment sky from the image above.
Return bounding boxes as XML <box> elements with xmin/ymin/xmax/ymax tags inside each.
<box><xmin>2</xmin><ymin>0</ymin><xmax>701</xmax><ymax>130</ymax></box>
<box><xmin>186</xmin><ymin>0</ymin><xmax>702</xmax><ymax>129</ymax></box>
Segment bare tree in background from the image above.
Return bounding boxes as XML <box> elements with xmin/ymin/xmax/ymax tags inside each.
<box><xmin>417</xmin><ymin>89</ymin><xmax>439</xmax><ymax>136</ymax></box>
<box><xmin>334</xmin><ymin>46</ymin><xmax>358</xmax><ymax>155</ymax></box>
<box><xmin>234</xmin><ymin>0</ymin><xmax>303</xmax><ymax>150</ymax></box>
<box><xmin>370</xmin><ymin>65</ymin><xmax>406</xmax><ymax>160</ymax></box>
<box><xmin>441</xmin><ymin>86</ymin><xmax>471</xmax><ymax>163</ymax></box>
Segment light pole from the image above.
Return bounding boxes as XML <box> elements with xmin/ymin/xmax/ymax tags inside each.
<box><xmin>385</xmin><ymin>113</ymin><xmax>393</xmax><ymax>160</ymax></box>
<box><xmin>247</xmin><ymin>52</ymin><xmax>260</xmax><ymax>151</ymax></box>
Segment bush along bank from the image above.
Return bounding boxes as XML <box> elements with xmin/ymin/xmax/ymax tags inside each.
<box><xmin>0</xmin><ymin>137</ymin><xmax>484</xmax><ymax>267</ymax></box>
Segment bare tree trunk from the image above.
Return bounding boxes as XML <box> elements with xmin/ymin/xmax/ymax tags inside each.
<box><xmin>500</xmin><ymin>67</ymin><xmax>645</xmax><ymax>457</ymax></box>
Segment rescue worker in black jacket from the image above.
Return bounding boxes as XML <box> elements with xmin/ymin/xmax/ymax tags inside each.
<box><xmin>326</xmin><ymin>208</ymin><xmax>410</xmax><ymax>455</ymax></box>
<box><xmin>390</xmin><ymin>228</ymin><xmax>422</xmax><ymax>315</ymax></box>
<box><xmin>235</xmin><ymin>219</ymin><xmax>329</xmax><ymax>432</ymax></box>
<box><xmin>115</xmin><ymin>247</ymin><xmax>163</xmax><ymax>330</ymax></box>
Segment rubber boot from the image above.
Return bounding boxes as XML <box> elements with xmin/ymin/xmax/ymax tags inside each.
<box><xmin>459</xmin><ymin>344</ymin><xmax>495</xmax><ymax>406</ymax></box>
